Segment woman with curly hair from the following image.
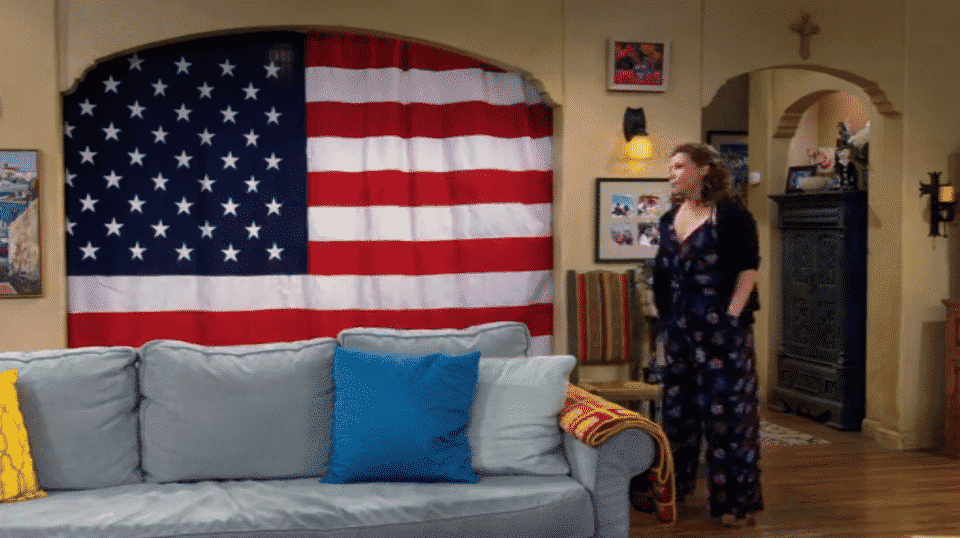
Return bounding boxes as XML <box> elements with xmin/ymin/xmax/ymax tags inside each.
<box><xmin>652</xmin><ymin>142</ymin><xmax>764</xmax><ymax>527</ymax></box>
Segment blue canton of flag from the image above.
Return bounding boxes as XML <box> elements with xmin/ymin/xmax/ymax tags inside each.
<box><xmin>63</xmin><ymin>33</ymin><xmax>307</xmax><ymax>276</ymax></box>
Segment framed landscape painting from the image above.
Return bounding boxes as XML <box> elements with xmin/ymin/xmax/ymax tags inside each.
<box><xmin>608</xmin><ymin>39</ymin><xmax>669</xmax><ymax>92</ymax></box>
<box><xmin>707</xmin><ymin>130</ymin><xmax>749</xmax><ymax>198</ymax></box>
<box><xmin>0</xmin><ymin>150</ymin><xmax>41</xmax><ymax>297</ymax></box>
<box><xmin>595</xmin><ymin>177</ymin><xmax>671</xmax><ymax>262</ymax></box>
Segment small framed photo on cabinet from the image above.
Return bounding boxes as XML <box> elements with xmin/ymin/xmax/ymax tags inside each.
<box><xmin>786</xmin><ymin>165</ymin><xmax>818</xmax><ymax>193</ymax></box>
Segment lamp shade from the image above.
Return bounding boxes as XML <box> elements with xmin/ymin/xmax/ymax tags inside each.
<box><xmin>941</xmin><ymin>185</ymin><xmax>956</xmax><ymax>204</ymax></box>
<box><xmin>625</xmin><ymin>135</ymin><xmax>653</xmax><ymax>160</ymax></box>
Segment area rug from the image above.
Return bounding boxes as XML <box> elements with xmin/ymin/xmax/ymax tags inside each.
<box><xmin>760</xmin><ymin>418</ymin><xmax>830</xmax><ymax>448</ymax></box>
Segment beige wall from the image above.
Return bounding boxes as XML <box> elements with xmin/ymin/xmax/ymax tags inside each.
<box><xmin>557</xmin><ymin>0</ymin><xmax>703</xmax><ymax>383</ymax></box>
<box><xmin>0</xmin><ymin>0</ymin><xmax>64</xmax><ymax>348</ymax></box>
<box><xmin>817</xmin><ymin>93</ymin><xmax>868</xmax><ymax>147</ymax></box>
<box><xmin>702</xmin><ymin>74</ymin><xmax>750</xmax><ymax>142</ymax></box>
<box><xmin>57</xmin><ymin>0</ymin><xmax>564</xmax><ymax>101</ymax></box>
<box><xmin>4</xmin><ymin>0</ymin><xmax>960</xmax><ymax>449</ymax></box>
<box><xmin>788</xmin><ymin>97</ymin><xmax>821</xmax><ymax>167</ymax></box>
<box><xmin>900</xmin><ymin>0</ymin><xmax>960</xmax><ymax>450</ymax></box>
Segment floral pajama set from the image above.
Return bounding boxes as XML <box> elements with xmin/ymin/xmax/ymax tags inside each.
<box><xmin>653</xmin><ymin>201</ymin><xmax>764</xmax><ymax>519</ymax></box>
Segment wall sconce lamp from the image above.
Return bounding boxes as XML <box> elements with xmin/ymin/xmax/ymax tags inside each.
<box><xmin>624</xmin><ymin>107</ymin><xmax>653</xmax><ymax>160</ymax></box>
<box><xmin>920</xmin><ymin>171</ymin><xmax>957</xmax><ymax>237</ymax></box>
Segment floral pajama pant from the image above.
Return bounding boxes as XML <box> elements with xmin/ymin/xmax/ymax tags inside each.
<box><xmin>661</xmin><ymin>318</ymin><xmax>764</xmax><ymax>518</ymax></box>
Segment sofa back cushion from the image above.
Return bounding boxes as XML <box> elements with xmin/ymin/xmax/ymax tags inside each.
<box><xmin>138</xmin><ymin>337</ymin><xmax>337</xmax><ymax>483</ymax></box>
<box><xmin>470</xmin><ymin>356</ymin><xmax>576</xmax><ymax>476</ymax></box>
<box><xmin>0</xmin><ymin>347</ymin><xmax>141</xmax><ymax>490</ymax></box>
<box><xmin>336</xmin><ymin>322</ymin><xmax>531</xmax><ymax>357</ymax></box>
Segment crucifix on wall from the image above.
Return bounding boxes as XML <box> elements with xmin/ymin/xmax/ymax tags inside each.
<box><xmin>790</xmin><ymin>13</ymin><xmax>820</xmax><ymax>60</ymax></box>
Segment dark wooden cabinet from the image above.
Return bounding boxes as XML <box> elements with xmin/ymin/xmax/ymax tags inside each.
<box><xmin>769</xmin><ymin>191</ymin><xmax>867</xmax><ymax>430</ymax></box>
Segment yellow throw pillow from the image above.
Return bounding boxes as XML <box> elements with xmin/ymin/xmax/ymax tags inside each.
<box><xmin>0</xmin><ymin>369</ymin><xmax>47</xmax><ymax>502</ymax></box>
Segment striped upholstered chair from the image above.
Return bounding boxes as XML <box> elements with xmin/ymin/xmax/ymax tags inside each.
<box><xmin>566</xmin><ymin>269</ymin><xmax>662</xmax><ymax>418</ymax></box>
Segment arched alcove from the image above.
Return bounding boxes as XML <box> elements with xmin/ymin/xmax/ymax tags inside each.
<box><xmin>705</xmin><ymin>65</ymin><xmax>903</xmax><ymax>445</ymax></box>
<box><xmin>61</xmin><ymin>29</ymin><xmax>559</xmax><ymax>354</ymax></box>
<box><xmin>761</xmin><ymin>64</ymin><xmax>902</xmax><ymax>121</ymax></box>
<box><xmin>61</xmin><ymin>26</ymin><xmax>556</xmax><ymax>107</ymax></box>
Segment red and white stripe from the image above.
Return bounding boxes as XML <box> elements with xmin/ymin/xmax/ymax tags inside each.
<box><xmin>305</xmin><ymin>33</ymin><xmax>554</xmax><ymax>354</ymax></box>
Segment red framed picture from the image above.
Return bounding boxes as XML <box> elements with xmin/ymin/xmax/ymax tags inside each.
<box><xmin>607</xmin><ymin>39</ymin><xmax>669</xmax><ymax>92</ymax></box>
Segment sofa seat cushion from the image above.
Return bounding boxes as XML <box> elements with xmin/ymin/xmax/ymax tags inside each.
<box><xmin>138</xmin><ymin>338</ymin><xmax>337</xmax><ymax>483</ymax></box>
<box><xmin>0</xmin><ymin>476</ymin><xmax>593</xmax><ymax>538</ymax></box>
<box><xmin>0</xmin><ymin>347</ymin><xmax>140</xmax><ymax>491</ymax></box>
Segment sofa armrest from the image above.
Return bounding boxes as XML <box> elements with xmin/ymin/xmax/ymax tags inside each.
<box><xmin>563</xmin><ymin>429</ymin><xmax>655</xmax><ymax>538</ymax></box>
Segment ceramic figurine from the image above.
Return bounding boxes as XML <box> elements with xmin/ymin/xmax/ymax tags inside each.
<box><xmin>834</xmin><ymin>146</ymin><xmax>859</xmax><ymax>191</ymax></box>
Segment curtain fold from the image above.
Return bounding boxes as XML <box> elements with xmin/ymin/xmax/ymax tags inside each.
<box><xmin>305</xmin><ymin>33</ymin><xmax>554</xmax><ymax>354</ymax></box>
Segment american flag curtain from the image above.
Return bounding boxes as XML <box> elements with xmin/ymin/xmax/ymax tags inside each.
<box><xmin>64</xmin><ymin>31</ymin><xmax>554</xmax><ymax>354</ymax></box>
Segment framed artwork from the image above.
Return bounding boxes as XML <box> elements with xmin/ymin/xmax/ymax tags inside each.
<box><xmin>607</xmin><ymin>39</ymin><xmax>669</xmax><ymax>92</ymax></box>
<box><xmin>786</xmin><ymin>165</ymin><xmax>818</xmax><ymax>193</ymax></box>
<box><xmin>595</xmin><ymin>177</ymin><xmax>671</xmax><ymax>263</ymax></box>
<box><xmin>0</xmin><ymin>149</ymin><xmax>41</xmax><ymax>297</ymax></box>
<box><xmin>707</xmin><ymin>130</ymin><xmax>749</xmax><ymax>197</ymax></box>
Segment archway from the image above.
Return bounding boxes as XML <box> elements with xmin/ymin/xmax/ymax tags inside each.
<box><xmin>705</xmin><ymin>65</ymin><xmax>902</xmax><ymax>444</ymax></box>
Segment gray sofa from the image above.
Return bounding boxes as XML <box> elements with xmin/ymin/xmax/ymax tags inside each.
<box><xmin>0</xmin><ymin>322</ymin><xmax>655</xmax><ymax>538</ymax></box>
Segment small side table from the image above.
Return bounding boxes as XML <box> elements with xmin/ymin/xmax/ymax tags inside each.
<box><xmin>942</xmin><ymin>299</ymin><xmax>960</xmax><ymax>458</ymax></box>
<box><xmin>577</xmin><ymin>380</ymin><xmax>663</xmax><ymax>420</ymax></box>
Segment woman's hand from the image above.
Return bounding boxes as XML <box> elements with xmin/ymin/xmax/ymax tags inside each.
<box><xmin>726</xmin><ymin>269</ymin><xmax>758</xmax><ymax>318</ymax></box>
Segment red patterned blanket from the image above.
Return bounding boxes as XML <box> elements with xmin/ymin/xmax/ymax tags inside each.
<box><xmin>559</xmin><ymin>383</ymin><xmax>676</xmax><ymax>524</ymax></box>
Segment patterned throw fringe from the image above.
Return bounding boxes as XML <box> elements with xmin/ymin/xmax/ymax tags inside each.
<box><xmin>560</xmin><ymin>383</ymin><xmax>676</xmax><ymax>524</ymax></box>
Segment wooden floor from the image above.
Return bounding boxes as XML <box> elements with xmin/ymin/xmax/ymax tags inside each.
<box><xmin>630</xmin><ymin>408</ymin><xmax>960</xmax><ymax>538</ymax></box>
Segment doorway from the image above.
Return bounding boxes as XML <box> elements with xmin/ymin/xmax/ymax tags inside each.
<box><xmin>704</xmin><ymin>67</ymin><xmax>898</xmax><ymax>436</ymax></box>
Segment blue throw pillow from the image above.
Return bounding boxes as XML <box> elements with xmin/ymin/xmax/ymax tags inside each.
<box><xmin>321</xmin><ymin>347</ymin><xmax>481</xmax><ymax>484</ymax></box>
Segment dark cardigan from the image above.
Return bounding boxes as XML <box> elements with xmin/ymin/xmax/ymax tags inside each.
<box><xmin>652</xmin><ymin>198</ymin><xmax>761</xmax><ymax>326</ymax></box>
